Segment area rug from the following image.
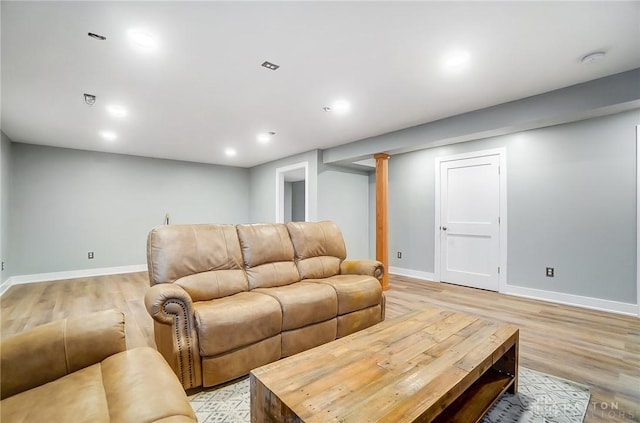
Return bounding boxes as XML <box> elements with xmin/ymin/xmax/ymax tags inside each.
<box><xmin>188</xmin><ymin>367</ymin><xmax>590</xmax><ymax>423</ymax></box>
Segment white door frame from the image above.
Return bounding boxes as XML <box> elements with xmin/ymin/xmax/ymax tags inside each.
<box><xmin>434</xmin><ymin>148</ymin><xmax>507</xmax><ymax>293</ymax></box>
<box><xmin>636</xmin><ymin>125</ymin><xmax>639</xmax><ymax>316</ymax></box>
<box><xmin>275</xmin><ymin>161</ymin><xmax>309</xmax><ymax>223</ymax></box>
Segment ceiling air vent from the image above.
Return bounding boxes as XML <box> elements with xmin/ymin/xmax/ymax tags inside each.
<box><xmin>261</xmin><ymin>61</ymin><xmax>280</xmax><ymax>71</ymax></box>
<box><xmin>88</xmin><ymin>32</ymin><xmax>107</xmax><ymax>41</ymax></box>
<box><xmin>84</xmin><ymin>93</ymin><xmax>96</xmax><ymax>106</ymax></box>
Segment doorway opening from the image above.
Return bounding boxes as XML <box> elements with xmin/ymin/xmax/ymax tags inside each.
<box><xmin>276</xmin><ymin>162</ymin><xmax>308</xmax><ymax>223</ymax></box>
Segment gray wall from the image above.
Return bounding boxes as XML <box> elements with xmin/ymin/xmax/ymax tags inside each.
<box><xmin>9</xmin><ymin>143</ymin><xmax>249</xmax><ymax>275</ymax></box>
<box><xmin>283</xmin><ymin>181</ymin><xmax>305</xmax><ymax>223</ymax></box>
<box><xmin>1</xmin><ymin>132</ymin><xmax>12</xmax><ymax>282</ymax></box>
<box><xmin>291</xmin><ymin>181</ymin><xmax>305</xmax><ymax>222</ymax></box>
<box><xmin>386</xmin><ymin>110</ymin><xmax>638</xmax><ymax>303</ymax></box>
<box><xmin>284</xmin><ymin>182</ymin><xmax>292</xmax><ymax>223</ymax></box>
<box><xmin>249</xmin><ymin>150</ymin><xmax>319</xmax><ymax>222</ymax></box>
<box><xmin>5</xmin><ymin>142</ymin><xmax>373</xmax><ymax>277</ymax></box>
<box><xmin>318</xmin><ymin>164</ymin><xmax>371</xmax><ymax>259</ymax></box>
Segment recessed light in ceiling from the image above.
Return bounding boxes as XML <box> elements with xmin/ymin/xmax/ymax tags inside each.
<box><xmin>100</xmin><ymin>131</ymin><xmax>117</xmax><ymax>141</ymax></box>
<box><xmin>581</xmin><ymin>51</ymin><xmax>606</xmax><ymax>64</ymax></box>
<box><xmin>324</xmin><ymin>100</ymin><xmax>351</xmax><ymax>113</ymax></box>
<box><xmin>257</xmin><ymin>131</ymin><xmax>276</xmax><ymax>143</ymax></box>
<box><xmin>225</xmin><ymin>148</ymin><xmax>237</xmax><ymax>157</ymax></box>
<box><xmin>88</xmin><ymin>32</ymin><xmax>107</xmax><ymax>41</ymax></box>
<box><xmin>106</xmin><ymin>105</ymin><xmax>127</xmax><ymax>118</ymax></box>
<box><xmin>443</xmin><ymin>51</ymin><xmax>471</xmax><ymax>72</ymax></box>
<box><xmin>261</xmin><ymin>61</ymin><xmax>280</xmax><ymax>71</ymax></box>
<box><xmin>127</xmin><ymin>29</ymin><xmax>157</xmax><ymax>50</ymax></box>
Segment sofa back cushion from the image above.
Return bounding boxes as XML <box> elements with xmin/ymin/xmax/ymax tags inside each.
<box><xmin>286</xmin><ymin>221</ymin><xmax>347</xmax><ymax>279</ymax></box>
<box><xmin>0</xmin><ymin>309</ymin><xmax>125</xmax><ymax>399</ymax></box>
<box><xmin>237</xmin><ymin>223</ymin><xmax>300</xmax><ymax>289</ymax></box>
<box><xmin>147</xmin><ymin>224</ymin><xmax>248</xmax><ymax>301</ymax></box>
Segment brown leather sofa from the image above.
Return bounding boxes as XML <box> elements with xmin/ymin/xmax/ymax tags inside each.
<box><xmin>145</xmin><ymin>221</ymin><xmax>385</xmax><ymax>389</ymax></box>
<box><xmin>0</xmin><ymin>309</ymin><xmax>197</xmax><ymax>423</ymax></box>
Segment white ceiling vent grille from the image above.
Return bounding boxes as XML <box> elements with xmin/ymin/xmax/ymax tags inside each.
<box><xmin>261</xmin><ymin>61</ymin><xmax>280</xmax><ymax>71</ymax></box>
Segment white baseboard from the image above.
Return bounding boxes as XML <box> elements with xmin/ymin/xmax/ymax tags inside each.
<box><xmin>389</xmin><ymin>266</ymin><xmax>436</xmax><ymax>282</ymax></box>
<box><xmin>504</xmin><ymin>284</ymin><xmax>638</xmax><ymax>317</ymax></box>
<box><xmin>0</xmin><ymin>264</ymin><xmax>147</xmax><ymax>296</ymax></box>
<box><xmin>388</xmin><ymin>266</ymin><xmax>638</xmax><ymax>317</ymax></box>
<box><xmin>0</xmin><ymin>278</ymin><xmax>13</xmax><ymax>296</ymax></box>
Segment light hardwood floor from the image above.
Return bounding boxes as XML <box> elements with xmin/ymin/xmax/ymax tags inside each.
<box><xmin>1</xmin><ymin>272</ymin><xmax>638</xmax><ymax>422</ymax></box>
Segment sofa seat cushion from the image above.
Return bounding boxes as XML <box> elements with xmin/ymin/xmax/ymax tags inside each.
<box><xmin>310</xmin><ymin>274</ymin><xmax>383</xmax><ymax>315</ymax></box>
<box><xmin>0</xmin><ymin>347</ymin><xmax>196</xmax><ymax>423</ymax></box>
<box><xmin>254</xmin><ymin>282</ymin><xmax>337</xmax><ymax>330</ymax></box>
<box><xmin>194</xmin><ymin>292</ymin><xmax>282</xmax><ymax>356</ymax></box>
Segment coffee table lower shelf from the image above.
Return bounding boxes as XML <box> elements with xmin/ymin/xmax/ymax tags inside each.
<box><xmin>432</xmin><ymin>368</ymin><xmax>515</xmax><ymax>423</ymax></box>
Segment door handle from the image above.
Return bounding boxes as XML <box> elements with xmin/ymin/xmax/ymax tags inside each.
<box><xmin>442</xmin><ymin>226</ymin><xmax>447</xmax><ymax>231</ymax></box>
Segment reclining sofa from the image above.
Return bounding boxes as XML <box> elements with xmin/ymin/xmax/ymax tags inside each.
<box><xmin>145</xmin><ymin>221</ymin><xmax>385</xmax><ymax>389</ymax></box>
<box><xmin>0</xmin><ymin>309</ymin><xmax>197</xmax><ymax>423</ymax></box>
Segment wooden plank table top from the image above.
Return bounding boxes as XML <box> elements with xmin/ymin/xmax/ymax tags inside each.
<box><xmin>250</xmin><ymin>307</ymin><xmax>519</xmax><ymax>423</ymax></box>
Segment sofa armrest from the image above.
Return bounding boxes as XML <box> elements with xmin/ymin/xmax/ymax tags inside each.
<box><xmin>0</xmin><ymin>309</ymin><xmax>125</xmax><ymax>399</ymax></box>
<box><xmin>144</xmin><ymin>284</ymin><xmax>202</xmax><ymax>389</ymax></box>
<box><xmin>341</xmin><ymin>259</ymin><xmax>385</xmax><ymax>282</ymax></box>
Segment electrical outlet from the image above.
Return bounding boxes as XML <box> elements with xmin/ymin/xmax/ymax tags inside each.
<box><xmin>546</xmin><ymin>267</ymin><xmax>554</xmax><ymax>277</ymax></box>
<box><xmin>88</xmin><ymin>252</ymin><xmax>94</xmax><ymax>259</ymax></box>
<box><xmin>397</xmin><ymin>251</ymin><xmax>402</xmax><ymax>259</ymax></box>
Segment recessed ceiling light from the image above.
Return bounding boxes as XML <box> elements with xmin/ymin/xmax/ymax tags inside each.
<box><xmin>106</xmin><ymin>105</ymin><xmax>127</xmax><ymax>118</ymax></box>
<box><xmin>127</xmin><ymin>29</ymin><xmax>157</xmax><ymax>50</ymax></box>
<box><xmin>443</xmin><ymin>51</ymin><xmax>470</xmax><ymax>72</ymax></box>
<box><xmin>257</xmin><ymin>131</ymin><xmax>276</xmax><ymax>143</ymax></box>
<box><xmin>324</xmin><ymin>100</ymin><xmax>351</xmax><ymax>113</ymax></box>
<box><xmin>225</xmin><ymin>148</ymin><xmax>237</xmax><ymax>157</ymax></box>
<box><xmin>100</xmin><ymin>131</ymin><xmax>117</xmax><ymax>141</ymax></box>
<box><xmin>581</xmin><ymin>51</ymin><xmax>606</xmax><ymax>64</ymax></box>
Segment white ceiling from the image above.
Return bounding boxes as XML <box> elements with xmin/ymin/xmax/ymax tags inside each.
<box><xmin>2</xmin><ymin>1</ymin><xmax>639</xmax><ymax>168</ymax></box>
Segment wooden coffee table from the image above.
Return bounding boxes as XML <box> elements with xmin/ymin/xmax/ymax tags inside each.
<box><xmin>250</xmin><ymin>307</ymin><xmax>518</xmax><ymax>423</ymax></box>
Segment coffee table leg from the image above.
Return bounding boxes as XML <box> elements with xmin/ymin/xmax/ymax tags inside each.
<box><xmin>494</xmin><ymin>337</ymin><xmax>519</xmax><ymax>394</ymax></box>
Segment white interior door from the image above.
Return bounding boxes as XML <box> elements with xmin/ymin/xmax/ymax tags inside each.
<box><xmin>439</xmin><ymin>155</ymin><xmax>501</xmax><ymax>291</ymax></box>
